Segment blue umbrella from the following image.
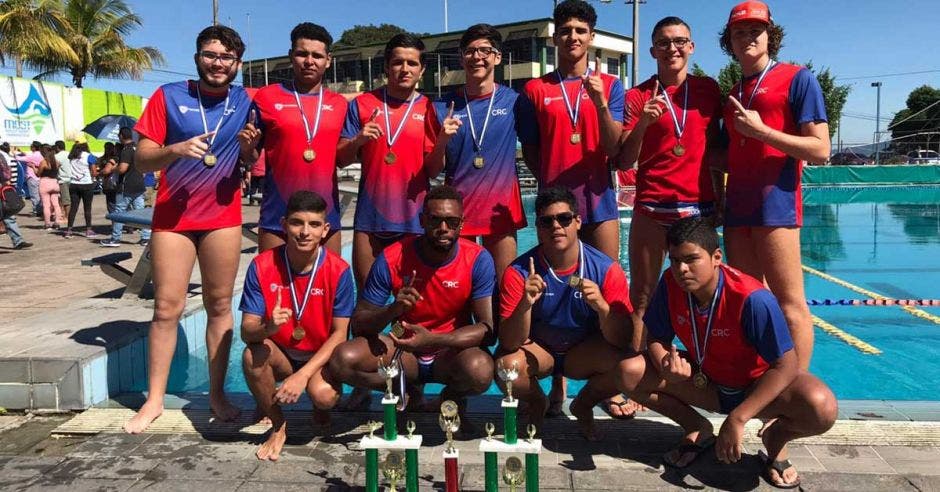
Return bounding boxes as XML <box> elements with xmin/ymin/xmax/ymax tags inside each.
<box><xmin>82</xmin><ymin>114</ymin><xmax>138</xmax><ymax>142</ymax></box>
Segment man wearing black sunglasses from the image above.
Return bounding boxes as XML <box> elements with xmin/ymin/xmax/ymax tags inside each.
<box><xmin>496</xmin><ymin>187</ymin><xmax>638</xmax><ymax>440</ymax></box>
<box><xmin>329</xmin><ymin>185</ymin><xmax>496</xmax><ymax>422</ymax></box>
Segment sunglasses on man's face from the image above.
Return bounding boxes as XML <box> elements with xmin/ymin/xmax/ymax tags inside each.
<box><xmin>425</xmin><ymin>215</ymin><xmax>463</xmax><ymax>229</ymax></box>
<box><xmin>536</xmin><ymin>211</ymin><xmax>576</xmax><ymax>229</ymax></box>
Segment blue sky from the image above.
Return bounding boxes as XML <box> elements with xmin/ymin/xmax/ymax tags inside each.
<box><xmin>2</xmin><ymin>0</ymin><xmax>937</xmax><ymax>145</ymax></box>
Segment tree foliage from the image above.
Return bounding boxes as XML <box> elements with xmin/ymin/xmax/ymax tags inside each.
<box><xmin>338</xmin><ymin>23</ymin><xmax>410</xmax><ymax>48</ymax></box>
<box><xmin>702</xmin><ymin>59</ymin><xmax>848</xmax><ymax>139</ymax></box>
<box><xmin>888</xmin><ymin>85</ymin><xmax>940</xmax><ymax>153</ymax></box>
<box><xmin>0</xmin><ymin>0</ymin><xmax>163</xmax><ymax>88</ymax></box>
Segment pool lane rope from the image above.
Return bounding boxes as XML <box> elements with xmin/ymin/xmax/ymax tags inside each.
<box><xmin>807</xmin><ymin>299</ymin><xmax>940</xmax><ymax>306</ymax></box>
<box><xmin>801</xmin><ymin>265</ymin><xmax>940</xmax><ymax>326</ymax></box>
<box><xmin>811</xmin><ymin>314</ymin><xmax>882</xmax><ymax>355</ymax></box>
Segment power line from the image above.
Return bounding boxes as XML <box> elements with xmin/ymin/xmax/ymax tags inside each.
<box><xmin>839</xmin><ymin>69</ymin><xmax>940</xmax><ymax>81</ymax></box>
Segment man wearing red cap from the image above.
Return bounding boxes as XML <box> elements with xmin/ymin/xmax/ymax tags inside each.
<box><xmin>719</xmin><ymin>2</ymin><xmax>830</xmax><ymax>487</ymax></box>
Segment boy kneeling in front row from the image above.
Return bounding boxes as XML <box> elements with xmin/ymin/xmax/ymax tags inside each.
<box><xmin>239</xmin><ymin>191</ymin><xmax>355</xmax><ymax>461</ymax></box>
<box><xmin>619</xmin><ymin>217</ymin><xmax>836</xmax><ymax>489</ymax></box>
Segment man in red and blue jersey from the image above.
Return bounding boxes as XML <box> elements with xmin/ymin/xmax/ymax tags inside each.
<box><xmin>126</xmin><ymin>25</ymin><xmax>253</xmax><ymax>434</ymax></box>
<box><xmin>497</xmin><ymin>187</ymin><xmax>636</xmax><ymax>440</ymax></box>
<box><xmin>329</xmin><ymin>185</ymin><xmax>495</xmax><ymax>419</ymax></box>
<box><xmin>238</xmin><ymin>23</ymin><xmax>349</xmax><ymax>254</ymax></box>
<box><xmin>622</xmin><ymin>217</ymin><xmax>836</xmax><ymax>488</ymax></box>
<box><xmin>239</xmin><ymin>191</ymin><xmax>354</xmax><ymax>461</ymax></box>
<box><xmin>430</xmin><ymin>24</ymin><xmax>538</xmax><ymax>278</ymax></box>
<box><xmin>522</xmin><ymin>0</ymin><xmax>625</xmax><ymax>262</ymax></box>
<box><xmin>720</xmin><ymin>1</ymin><xmax>830</xmax><ymax>373</ymax></box>
<box><xmin>337</xmin><ymin>34</ymin><xmax>442</xmax><ymax>289</ymax></box>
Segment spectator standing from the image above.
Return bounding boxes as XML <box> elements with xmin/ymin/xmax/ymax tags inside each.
<box><xmin>98</xmin><ymin>142</ymin><xmax>120</xmax><ymax>213</ymax></box>
<box><xmin>55</xmin><ymin>140</ymin><xmax>72</xmax><ymax>224</ymax></box>
<box><xmin>65</xmin><ymin>141</ymin><xmax>99</xmax><ymax>238</ymax></box>
<box><xmin>21</xmin><ymin>141</ymin><xmax>43</xmax><ymax>217</ymax></box>
<box><xmin>37</xmin><ymin>145</ymin><xmax>65</xmax><ymax>230</ymax></box>
<box><xmin>0</xmin><ymin>149</ymin><xmax>31</xmax><ymax>249</ymax></box>
<box><xmin>101</xmin><ymin>127</ymin><xmax>150</xmax><ymax>247</ymax></box>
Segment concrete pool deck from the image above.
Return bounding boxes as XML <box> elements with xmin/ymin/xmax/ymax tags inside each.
<box><xmin>2</xmin><ymin>188</ymin><xmax>940</xmax><ymax>490</ymax></box>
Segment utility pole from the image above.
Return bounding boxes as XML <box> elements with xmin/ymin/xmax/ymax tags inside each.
<box><xmin>444</xmin><ymin>0</ymin><xmax>449</xmax><ymax>32</ymax></box>
<box><xmin>212</xmin><ymin>0</ymin><xmax>219</xmax><ymax>25</ymax></box>
<box><xmin>627</xmin><ymin>0</ymin><xmax>641</xmax><ymax>88</ymax></box>
<box><xmin>872</xmin><ymin>81</ymin><xmax>882</xmax><ymax>165</ymax></box>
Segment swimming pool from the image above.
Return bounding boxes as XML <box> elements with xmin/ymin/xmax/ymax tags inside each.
<box><xmin>136</xmin><ymin>185</ymin><xmax>940</xmax><ymax>401</ymax></box>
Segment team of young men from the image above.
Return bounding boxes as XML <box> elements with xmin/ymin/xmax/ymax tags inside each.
<box><xmin>123</xmin><ymin>0</ymin><xmax>834</xmax><ymax>487</ymax></box>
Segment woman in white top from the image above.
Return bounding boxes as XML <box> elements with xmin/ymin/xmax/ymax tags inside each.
<box><xmin>65</xmin><ymin>142</ymin><xmax>99</xmax><ymax>239</ymax></box>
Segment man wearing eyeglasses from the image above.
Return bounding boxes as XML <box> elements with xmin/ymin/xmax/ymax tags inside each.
<box><xmin>428</xmin><ymin>24</ymin><xmax>538</xmax><ymax>280</ymax></box>
<box><xmin>615</xmin><ymin>15</ymin><xmax>723</xmax><ymax>393</ymax></box>
<box><xmin>238</xmin><ymin>23</ymin><xmax>349</xmax><ymax>254</ymax></box>
<box><xmin>125</xmin><ymin>25</ymin><xmax>253</xmax><ymax>434</ymax></box>
<box><xmin>329</xmin><ymin>185</ymin><xmax>495</xmax><ymax>421</ymax></box>
<box><xmin>496</xmin><ymin>187</ymin><xmax>637</xmax><ymax>440</ymax></box>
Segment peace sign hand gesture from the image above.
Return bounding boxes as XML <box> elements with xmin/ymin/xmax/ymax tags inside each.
<box><xmin>238</xmin><ymin>109</ymin><xmax>262</xmax><ymax>153</ymax></box>
<box><xmin>727</xmin><ymin>95</ymin><xmax>768</xmax><ymax>140</ymax></box>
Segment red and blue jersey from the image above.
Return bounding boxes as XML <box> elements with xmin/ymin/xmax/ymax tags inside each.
<box><xmin>522</xmin><ymin>72</ymin><xmax>624</xmax><ymax>224</ymax></box>
<box><xmin>239</xmin><ymin>245</ymin><xmax>354</xmax><ymax>354</ymax></box>
<box><xmin>251</xmin><ymin>83</ymin><xmax>348</xmax><ymax>232</ymax></box>
<box><xmin>644</xmin><ymin>264</ymin><xmax>794</xmax><ymax>389</ymax></box>
<box><xmin>136</xmin><ymin>81</ymin><xmax>251</xmax><ymax>232</ymax></box>
<box><xmin>500</xmin><ymin>242</ymin><xmax>632</xmax><ymax>354</ymax></box>
<box><xmin>341</xmin><ymin>89</ymin><xmax>440</xmax><ymax>234</ymax></box>
<box><xmin>625</xmin><ymin>75</ymin><xmax>720</xmax><ymax>209</ymax></box>
<box><xmin>360</xmin><ymin>237</ymin><xmax>496</xmax><ymax>339</ymax></box>
<box><xmin>434</xmin><ymin>86</ymin><xmax>537</xmax><ymax>236</ymax></box>
<box><xmin>723</xmin><ymin>63</ymin><xmax>827</xmax><ymax>227</ymax></box>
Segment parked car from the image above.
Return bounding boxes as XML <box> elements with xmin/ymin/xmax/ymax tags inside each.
<box><xmin>907</xmin><ymin>149</ymin><xmax>940</xmax><ymax>165</ymax></box>
<box><xmin>829</xmin><ymin>152</ymin><xmax>872</xmax><ymax>166</ymax></box>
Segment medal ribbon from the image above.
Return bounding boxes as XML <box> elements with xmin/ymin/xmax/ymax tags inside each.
<box><xmin>195</xmin><ymin>85</ymin><xmax>230</xmax><ymax>152</ymax></box>
<box><xmin>556</xmin><ymin>69</ymin><xmax>591</xmax><ymax>130</ymax></box>
<box><xmin>542</xmin><ymin>240</ymin><xmax>585</xmax><ymax>285</ymax></box>
<box><xmin>686</xmin><ymin>272</ymin><xmax>723</xmax><ymax>367</ymax></box>
<box><xmin>383</xmin><ymin>89</ymin><xmax>418</xmax><ymax>150</ymax></box>
<box><xmin>463</xmin><ymin>86</ymin><xmax>497</xmax><ymax>152</ymax></box>
<box><xmin>292</xmin><ymin>82</ymin><xmax>324</xmax><ymax>147</ymax></box>
<box><xmin>283</xmin><ymin>245</ymin><xmax>323</xmax><ymax>326</ymax></box>
<box><xmin>738</xmin><ymin>60</ymin><xmax>775</xmax><ymax>110</ymax></box>
<box><xmin>659</xmin><ymin>78</ymin><xmax>689</xmax><ymax>141</ymax></box>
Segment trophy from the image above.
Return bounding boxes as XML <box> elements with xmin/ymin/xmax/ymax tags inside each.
<box><xmin>485</xmin><ymin>422</ymin><xmax>495</xmax><ymax>441</ymax></box>
<box><xmin>377</xmin><ymin>356</ymin><xmax>400</xmax><ymax>401</ymax></box>
<box><xmin>382</xmin><ymin>451</ymin><xmax>405</xmax><ymax>492</ymax></box>
<box><xmin>502</xmin><ymin>456</ymin><xmax>525</xmax><ymax>492</ymax></box>
<box><xmin>496</xmin><ymin>360</ymin><xmax>520</xmax><ymax>444</ymax></box>
<box><xmin>439</xmin><ymin>400</ymin><xmax>461</xmax><ymax>491</ymax></box>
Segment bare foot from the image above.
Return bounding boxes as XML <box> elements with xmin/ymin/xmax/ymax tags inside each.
<box><xmin>209</xmin><ymin>393</ymin><xmax>240</xmax><ymax>422</ymax></box>
<box><xmin>123</xmin><ymin>400</ymin><xmax>163</xmax><ymax>434</ymax></box>
<box><xmin>600</xmin><ymin>394</ymin><xmax>640</xmax><ymax>419</ymax></box>
<box><xmin>256</xmin><ymin>424</ymin><xmax>288</xmax><ymax>461</ymax></box>
<box><xmin>568</xmin><ymin>393</ymin><xmax>600</xmax><ymax>441</ymax></box>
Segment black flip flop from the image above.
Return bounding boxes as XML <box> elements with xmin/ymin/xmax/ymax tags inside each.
<box><xmin>662</xmin><ymin>436</ymin><xmax>716</xmax><ymax>468</ymax></box>
<box><xmin>760</xmin><ymin>450</ymin><xmax>802</xmax><ymax>489</ymax></box>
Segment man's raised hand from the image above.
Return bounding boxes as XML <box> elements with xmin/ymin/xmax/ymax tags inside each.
<box><xmin>660</xmin><ymin>345</ymin><xmax>692</xmax><ymax>383</ymax></box>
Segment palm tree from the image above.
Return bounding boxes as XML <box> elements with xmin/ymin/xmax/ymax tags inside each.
<box><xmin>0</xmin><ymin>0</ymin><xmax>77</xmax><ymax>77</ymax></box>
<box><xmin>52</xmin><ymin>0</ymin><xmax>165</xmax><ymax>88</ymax></box>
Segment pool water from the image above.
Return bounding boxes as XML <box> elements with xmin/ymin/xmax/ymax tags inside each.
<box><xmin>151</xmin><ymin>186</ymin><xmax>940</xmax><ymax>401</ymax></box>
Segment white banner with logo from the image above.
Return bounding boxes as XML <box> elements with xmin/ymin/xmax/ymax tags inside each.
<box><xmin>0</xmin><ymin>76</ymin><xmax>65</xmax><ymax>146</ymax></box>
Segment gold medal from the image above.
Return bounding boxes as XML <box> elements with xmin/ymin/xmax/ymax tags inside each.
<box><xmin>292</xmin><ymin>325</ymin><xmax>305</xmax><ymax>341</ymax></box>
<box><xmin>473</xmin><ymin>156</ymin><xmax>484</xmax><ymax>169</ymax></box>
<box><xmin>303</xmin><ymin>148</ymin><xmax>316</xmax><ymax>162</ymax></box>
<box><xmin>673</xmin><ymin>144</ymin><xmax>685</xmax><ymax>157</ymax></box>
<box><xmin>692</xmin><ymin>371</ymin><xmax>708</xmax><ymax>389</ymax></box>
<box><xmin>384</xmin><ymin>151</ymin><xmax>397</xmax><ymax>164</ymax></box>
<box><xmin>567</xmin><ymin>275</ymin><xmax>582</xmax><ymax>289</ymax></box>
<box><xmin>391</xmin><ymin>321</ymin><xmax>405</xmax><ymax>338</ymax></box>
<box><xmin>569</xmin><ymin>133</ymin><xmax>581</xmax><ymax>144</ymax></box>
<box><xmin>203</xmin><ymin>153</ymin><xmax>217</xmax><ymax>167</ymax></box>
